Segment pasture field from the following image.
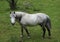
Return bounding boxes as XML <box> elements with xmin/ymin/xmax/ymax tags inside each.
<box><xmin>0</xmin><ymin>0</ymin><xmax>60</xmax><ymax>42</ymax></box>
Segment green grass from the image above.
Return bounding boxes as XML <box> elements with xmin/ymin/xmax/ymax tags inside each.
<box><xmin>0</xmin><ymin>0</ymin><xmax>60</xmax><ymax>42</ymax></box>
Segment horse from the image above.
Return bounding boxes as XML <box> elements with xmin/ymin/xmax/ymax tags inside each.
<box><xmin>10</xmin><ymin>11</ymin><xmax>51</xmax><ymax>39</ymax></box>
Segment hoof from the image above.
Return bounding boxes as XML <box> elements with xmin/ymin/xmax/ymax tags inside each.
<box><xmin>27</xmin><ymin>36</ymin><xmax>31</xmax><ymax>39</ymax></box>
<box><xmin>20</xmin><ymin>35</ymin><xmax>23</xmax><ymax>38</ymax></box>
<box><xmin>48</xmin><ymin>36</ymin><xmax>51</xmax><ymax>39</ymax></box>
<box><xmin>19</xmin><ymin>40</ymin><xmax>23</xmax><ymax>42</ymax></box>
<box><xmin>42</xmin><ymin>36</ymin><xmax>45</xmax><ymax>39</ymax></box>
<box><xmin>42</xmin><ymin>37</ymin><xmax>45</xmax><ymax>39</ymax></box>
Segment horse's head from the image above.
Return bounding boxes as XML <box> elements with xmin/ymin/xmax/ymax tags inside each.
<box><xmin>10</xmin><ymin>11</ymin><xmax>26</xmax><ymax>25</ymax></box>
<box><xmin>10</xmin><ymin>11</ymin><xmax>16</xmax><ymax>25</ymax></box>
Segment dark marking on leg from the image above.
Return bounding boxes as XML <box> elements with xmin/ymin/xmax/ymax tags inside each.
<box><xmin>42</xmin><ymin>26</ymin><xmax>46</xmax><ymax>38</ymax></box>
<box><xmin>39</xmin><ymin>23</ymin><xmax>46</xmax><ymax>38</ymax></box>
<box><xmin>45</xmin><ymin>23</ymin><xmax>51</xmax><ymax>38</ymax></box>
<box><xmin>39</xmin><ymin>23</ymin><xmax>43</xmax><ymax>27</ymax></box>
<box><xmin>39</xmin><ymin>22</ymin><xmax>46</xmax><ymax>38</ymax></box>
<box><xmin>22</xmin><ymin>25</ymin><xmax>30</xmax><ymax>38</ymax></box>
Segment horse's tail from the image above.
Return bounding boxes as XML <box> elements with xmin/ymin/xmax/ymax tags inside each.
<box><xmin>46</xmin><ymin>17</ymin><xmax>51</xmax><ymax>29</ymax></box>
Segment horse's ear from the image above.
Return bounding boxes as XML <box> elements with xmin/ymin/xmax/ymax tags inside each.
<box><xmin>14</xmin><ymin>11</ymin><xmax>15</xmax><ymax>14</ymax></box>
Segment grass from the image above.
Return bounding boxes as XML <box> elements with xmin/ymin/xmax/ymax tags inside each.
<box><xmin>0</xmin><ymin>0</ymin><xmax>60</xmax><ymax>42</ymax></box>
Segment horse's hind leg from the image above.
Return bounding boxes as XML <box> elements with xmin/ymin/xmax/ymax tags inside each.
<box><xmin>45</xmin><ymin>23</ymin><xmax>51</xmax><ymax>38</ymax></box>
<box><xmin>42</xmin><ymin>25</ymin><xmax>46</xmax><ymax>38</ymax></box>
<box><xmin>39</xmin><ymin>23</ymin><xmax>46</xmax><ymax>38</ymax></box>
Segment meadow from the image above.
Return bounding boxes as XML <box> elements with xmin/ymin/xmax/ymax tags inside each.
<box><xmin>0</xmin><ymin>0</ymin><xmax>60</xmax><ymax>42</ymax></box>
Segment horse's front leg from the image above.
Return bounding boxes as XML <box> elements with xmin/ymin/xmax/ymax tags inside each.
<box><xmin>20</xmin><ymin>25</ymin><xmax>24</xmax><ymax>38</ymax></box>
<box><xmin>19</xmin><ymin>25</ymin><xmax>25</xmax><ymax>42</ymax></box>
<box><xmin>42</xmin><ymin>25</ymin><xmax>46</xmax><ymax>38</ymax></box>
<box><xmin>23</xmin><ymin>25</ymin><xmax>30</xmax><ymax>38</ymax></box>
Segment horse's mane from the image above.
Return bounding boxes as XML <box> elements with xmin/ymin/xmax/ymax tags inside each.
<box><xmin>15</xmin><ymin>11</ymin><xmax>28</xmax><ymax>14</ymax></box>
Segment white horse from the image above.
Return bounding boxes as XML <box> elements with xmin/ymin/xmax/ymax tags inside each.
<box><xmin>10</xmin><ymin>11</ymin><xmax>51</xmax><ymax>39</ymax></box>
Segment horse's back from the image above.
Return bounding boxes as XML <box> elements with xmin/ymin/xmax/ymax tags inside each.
<box><xmin>36</xmin><ymin>13</ymin><xmax>49</xmax><ymax>18</ymax></box>
<box><xmin>20</xmin><ymin>12</ymin><xmax>50</xmax><ymax>25</ymax></box>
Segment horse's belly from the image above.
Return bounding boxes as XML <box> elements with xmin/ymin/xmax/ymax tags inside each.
<box><xmin>26</xmin><ymin>21</ymin><xmax>38</xmax><ymax>25</ymax></box>
<box><xmin>20</xmin><ymin>16</ymin><xmax>38</xmax><ymax>25</ymax></box>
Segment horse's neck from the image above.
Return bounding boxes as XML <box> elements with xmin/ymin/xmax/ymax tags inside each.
<box><xmin>15</xmin><ymin>14</ymin><xmax>26</xmax><ymax>22</ymax></box>
<box><xmin>15</xmin><ymin>16</ymin><xmax>22</xmax><ymax>22</ymax></box>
